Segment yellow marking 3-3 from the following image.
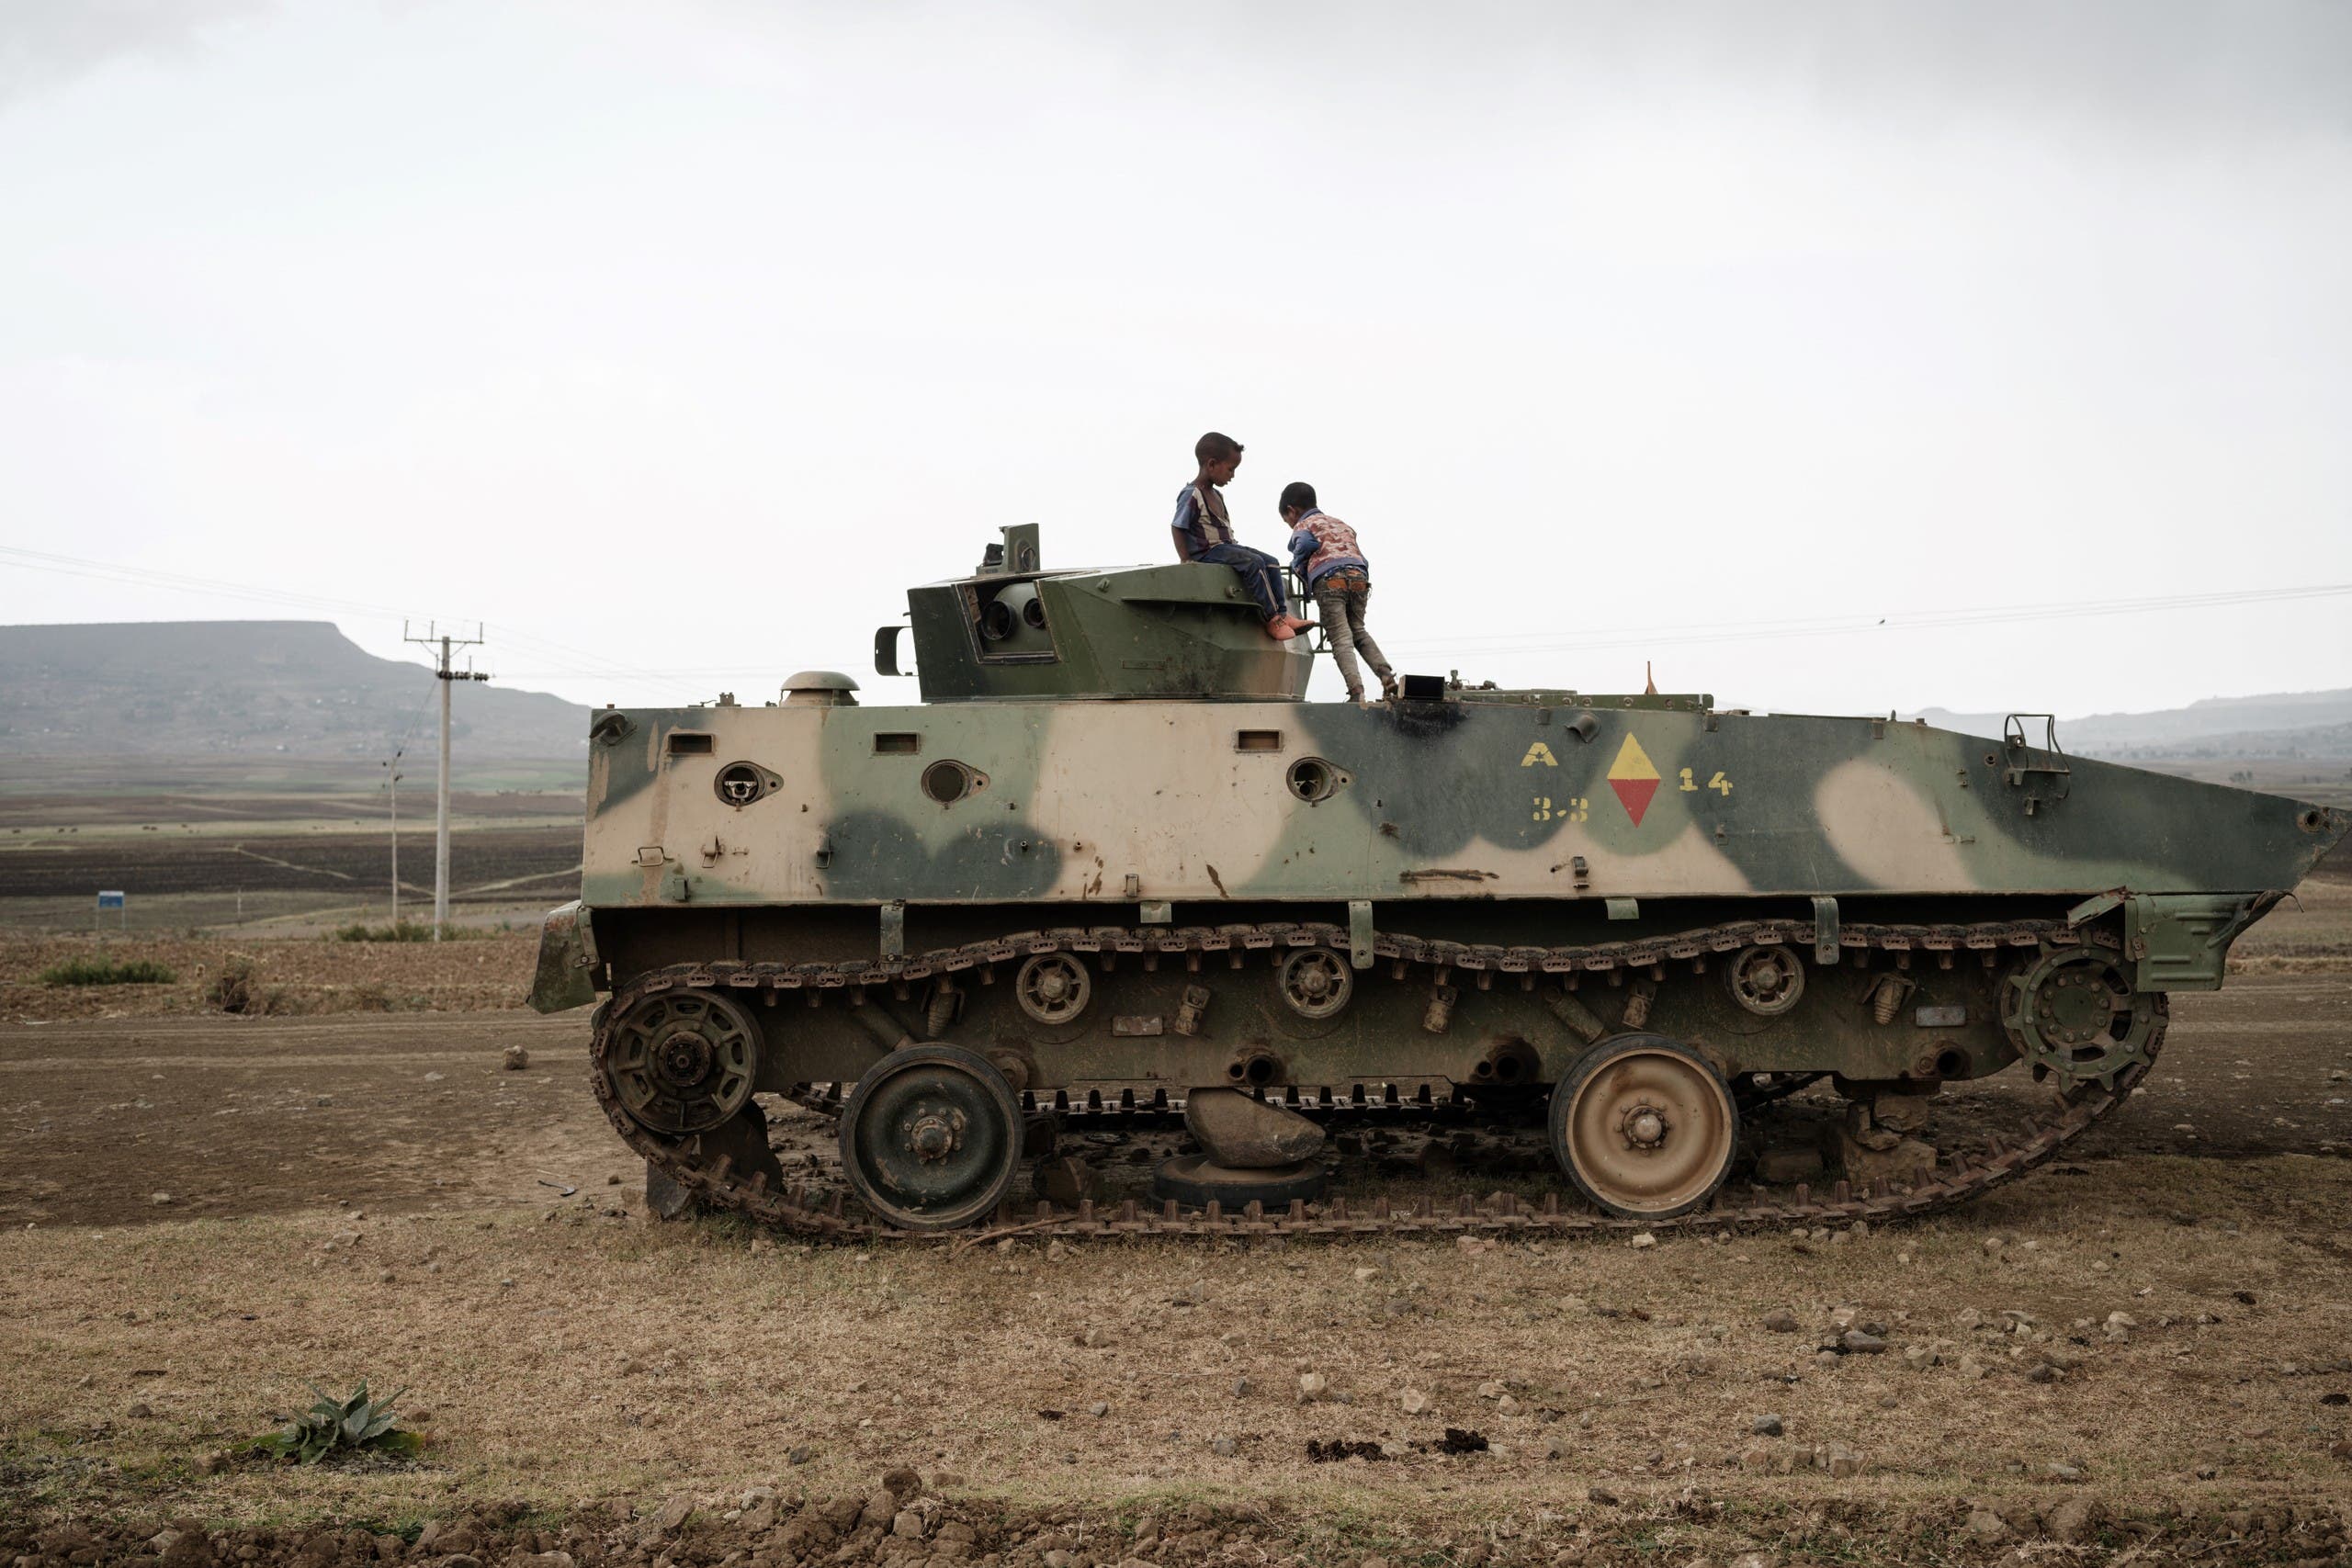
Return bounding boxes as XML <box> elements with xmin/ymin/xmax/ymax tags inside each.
<box><xmin>1532</xmin><ymin>795</ymin><xmax>1589</xmax><ymax>823</ymax></box>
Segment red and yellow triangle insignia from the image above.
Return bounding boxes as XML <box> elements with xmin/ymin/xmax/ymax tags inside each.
<box><xmin>1606</xmin><ymin>733</ymin><xmax>1661</xmax><ymax>827</ymax></box>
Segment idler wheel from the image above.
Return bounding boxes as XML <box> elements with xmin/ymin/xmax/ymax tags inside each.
<box><xmin>1550</xmin><ymin>1034</ymin><xmax>1738</xmax><ymax>1219</ymax></box>
<box><xmin>839</xmin><ymin>1044</ymin><xmax>1022</xmax><ymax>1231</ymax></box>
<box><xmin>1152</xmin><ymin>1153</ymin><xmax>1326</xmax><ymax>1211</ymax></box>
<box><xmin>1015</xmin><ymin>953</ymin><xmax>1092</xmax><ymax>1026</ymax></box>
<box><xmin>606</xmin><ymin>990</ymin><xmax>759</xmax><ymax>1134</ymax></box>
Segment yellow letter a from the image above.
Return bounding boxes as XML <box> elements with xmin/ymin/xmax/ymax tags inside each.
<box><xmin>1520</xmin><ymin>741</ymin><xmax>1558</xmax><ymax>768</ymax></box>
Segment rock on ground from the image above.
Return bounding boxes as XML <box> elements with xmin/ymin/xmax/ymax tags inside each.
<box><xmin>1183</xmin><ymin>1088</ymin><xmax>1327</xmax><ymax>1168</ymax></box>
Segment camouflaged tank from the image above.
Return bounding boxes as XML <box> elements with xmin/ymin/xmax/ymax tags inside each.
<box><xmin>529</xmin><ymin>525</ymin><xmax>2348</xmax><ymax>1239</ymax></box>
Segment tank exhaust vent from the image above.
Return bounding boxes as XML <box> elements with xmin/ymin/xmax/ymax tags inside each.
<box><xmin>781</xmin><ymin>671</ymin><xmax>861</xmax><ymax>707</ymax></box>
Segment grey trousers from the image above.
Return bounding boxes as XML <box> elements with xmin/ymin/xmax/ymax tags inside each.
<box><xmin>1313</xmin><ymin>575</ymin><xmax>1393</xmax><ymax>698</ymax></box>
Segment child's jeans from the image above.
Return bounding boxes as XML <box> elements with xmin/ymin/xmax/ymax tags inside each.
<box><xmin>1312</xmin><ymin>570</ymin><xmax>1392</xmax><ymax>699</ymax></box>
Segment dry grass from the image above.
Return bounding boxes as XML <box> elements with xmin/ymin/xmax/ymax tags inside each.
<box><xmin>5</xmin><ymin>1157</ymin><xmax>2349</xmax><ymax>1541</ymax></box>
<box><xmin>2233</xmin><ymin>875</ymin><xmax>2352</xmax><ymax>973</ymax></box>
<box><xmin>0</xmin><ymin>932</ymin><xmax>537</xmax><ymax>1021</ymax></box>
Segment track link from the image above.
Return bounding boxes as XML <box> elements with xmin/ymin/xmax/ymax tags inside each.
<box><xmin>588</xmin><ymin>914</ymin><xmax>2165</xmax><ymax>1243</ymax></box>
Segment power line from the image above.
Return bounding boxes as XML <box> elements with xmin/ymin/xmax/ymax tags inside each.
<box><xmin>480</xmin><ymin>578</ymin><xmax>2352</xmax><ymax>681</ymax></box>
<box><xmin>12</xmin><ymin>539</ymin><xmax>2340</xmax><ymax>692</ymax></box>
<box><xmin>481</xmin><ymin>622</ymin><xmax>704</xmax><ymax>703</ymax></box>
<box><xmin>0</xmin><ymin>543</ymin><xmax>421</xmax><ymax>621</ymax></box>
<box><xmin>1382</xmin><ymin>581</ymin><xmax>2352</xmax><ymax>659</ymax></box>
<box><xmin>379</xmin><ymin>678</ymin><xmax>438</xmax><ymax>784</ymax></box>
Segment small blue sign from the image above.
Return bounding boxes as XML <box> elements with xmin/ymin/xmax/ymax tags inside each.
<box><xmin>97</xmin><ymin>890</ymin><xmax>126</xmax><ymax>909</ymax></box>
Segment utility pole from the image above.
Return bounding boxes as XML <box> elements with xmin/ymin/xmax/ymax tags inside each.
<box><xmin>382</xmin><ymin>757</ymin><xmax>403</xmax><ymax>926</ymax></box>
<box><xmin>402</xmin><ymin>623</ymin><xmax>488</xmax><ymax>940</ymax></box>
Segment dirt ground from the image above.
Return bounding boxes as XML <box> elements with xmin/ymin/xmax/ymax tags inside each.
<box><xmin>4</xmin><ymin>973</ymin><xmax>2351</xmax><ymax>1564</ymax></box>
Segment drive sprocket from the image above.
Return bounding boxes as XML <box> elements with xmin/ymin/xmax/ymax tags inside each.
<box><xmin>603</xmin><ymin>988</ymin><xmax>760</xmax><ymax>1134</ymax></box>
<box><xmin>2000</xmin><ymin>944</ymin><xmax>2161</xmax><ymax>1091</ymax></box>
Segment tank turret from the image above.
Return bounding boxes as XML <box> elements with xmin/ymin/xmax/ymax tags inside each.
<box><xmin>875</xmin><ymin>525</ymin><xmax>1312</xmax><ymax>703</ymax></box>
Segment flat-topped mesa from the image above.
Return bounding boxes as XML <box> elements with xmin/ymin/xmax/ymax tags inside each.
<box><xmin>876</xmin><ymin>525</ymin><xmax>1316</xmax><ymax>703</ymax></box>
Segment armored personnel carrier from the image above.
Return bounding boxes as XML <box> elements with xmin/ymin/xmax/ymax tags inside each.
<box><xmin>529</xmin><ymin>525</ymin><xmax>2346</xmax><ymax>1241</ymax></box>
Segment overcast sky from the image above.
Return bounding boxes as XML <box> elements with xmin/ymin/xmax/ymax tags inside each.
<box><xmin>3</xmin><ymin>0</ymin><xmax>2346</xmax><ymax>729</ymax></box>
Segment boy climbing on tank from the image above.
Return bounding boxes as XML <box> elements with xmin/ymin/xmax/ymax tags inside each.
<box><xmin>1282</xmin><ymin>481</ymin><xmax>1397</xmax><ymax>703</ymax></box>
<box><xmin>1170</xmin><ymin>431</ymin><xmax>1309</xmax><ymax>641</ymax></box>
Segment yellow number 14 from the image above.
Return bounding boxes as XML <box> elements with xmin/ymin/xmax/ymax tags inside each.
<box><xmin>1679</xmin><ymin>768</ymin><xmax>1733</xmax><ymax>795</ymax></box>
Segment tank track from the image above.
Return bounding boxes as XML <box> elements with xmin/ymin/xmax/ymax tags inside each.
<box><xmin>588</xmin><ymin>913</ymin><xmax>2165</xmax><ymax>1243</ymax></box>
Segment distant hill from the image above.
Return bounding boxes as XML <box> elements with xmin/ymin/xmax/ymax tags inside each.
<box><xmin>1907</xmin><ymin>688</ymin><xmax>2352</xmax><ymax>760</ymax></box>
<box><xmin>0</xmin><ymin>621</ymin><xmax>590</xmax><ymax>762</ymax></box>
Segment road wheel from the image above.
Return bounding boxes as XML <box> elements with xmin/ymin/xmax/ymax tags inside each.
<box><xmin>1550</xmin><ymin>1034</ymin><xmax>1738</xmax><ymax>1219</ymax></box>
<box><xmin>839</xmin><ymin>1044</ymin><xmax>1023</xmax><ymax>1231</ymax></box>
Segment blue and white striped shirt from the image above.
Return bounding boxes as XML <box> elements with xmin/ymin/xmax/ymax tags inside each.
<box><xmin>1171</xmin><ymin>483</ymin><xmax>1236</xmax><ymax>557</ymax></box>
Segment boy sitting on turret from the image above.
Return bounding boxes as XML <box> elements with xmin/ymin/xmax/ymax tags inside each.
<box><xmin>1171</xmin><ymin>431</ymin><xmax>1310</xmax><ymax>642</ymax></box>
<box><xmin>1282</xmin><ymin>481</ymin><xmax>1397</xmax><ymax>703</ymax></box>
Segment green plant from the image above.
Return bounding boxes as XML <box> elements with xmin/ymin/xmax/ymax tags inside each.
<box><xmin>332</xmin><ymin>920</ymin><xmax>492</xmax><ymax>942</ymax></box>
<box><xmin>254</xmin><ymin>1382</ymin><xmax>421</xmax><ymax>1465</ymax></box>
<box><xmin>334</xmin><ymin>920</ymin><xmax>429</xmax><ymax>942</ymax></box>
<box><xmin>38</xmin><ymin>956</ymin><xmax>177</xmax><ymax>987</ymax></box>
